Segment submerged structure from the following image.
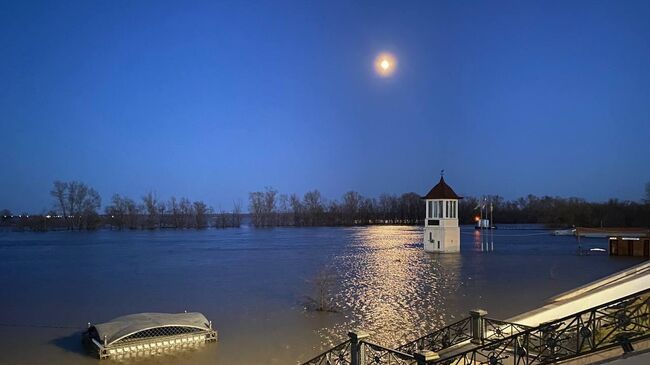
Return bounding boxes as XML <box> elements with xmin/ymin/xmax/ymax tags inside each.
<box><xmin>609</xmin><ymin>235</ymin><xmax>650</xmax><ymax>258</ymax></box>
<box><xmin>84</xmin><ymin>312</ymin><xmax>217</xmax><ymax>359</ymax></box>
<box><xmin>422</xmin><ymin>172</ymin><xmax>462</xmax><ymax>253</ymax></box>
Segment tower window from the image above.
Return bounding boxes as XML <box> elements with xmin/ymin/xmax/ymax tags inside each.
<box><xmin>428</xmin><ymin>201</ymin><xmax>433</xmax><ymax>219</ymax></box>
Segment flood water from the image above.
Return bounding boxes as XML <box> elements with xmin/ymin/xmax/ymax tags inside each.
<box><xmin>0</xmin><ymin>225</ymin><xmax>643</xmax><ymax>364</ymax></box>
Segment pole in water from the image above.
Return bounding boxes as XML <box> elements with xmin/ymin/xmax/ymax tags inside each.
<box><xmin>490</xmin><ymin>201</ymin><xmax>493</xmax><ymax>228</ymax></box>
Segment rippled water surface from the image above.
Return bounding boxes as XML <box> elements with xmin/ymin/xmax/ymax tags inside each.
<box><xmin>0</xmin><ymin>226</ymin><xmax>642</xmax><ymax>364</ymax></box>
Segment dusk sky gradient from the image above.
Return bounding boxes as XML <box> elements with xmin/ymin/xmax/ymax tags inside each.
<box><xmin>1</xmin><ymin>1</ymin><xmax>649</xmax><ymax>213</ymax></box>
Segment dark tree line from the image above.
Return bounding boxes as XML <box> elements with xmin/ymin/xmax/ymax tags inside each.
<box><xmin>248</xmin><ymin>188</ymin><xmax>425</xmax><ymax>227</ymax></box>
<box><xmin>248</xmin><ymin>186</ymin><xmax>650</xmax><ymax>229</ymax></box>
<box><xmin>1</xmin><ymin>181</ymin><xmax>241</xmax><ymax>231</ymax></box>
<box><xmin>3</xmin><ymin>181</ymin><xmax>649</xmax><ymax>231</ymax></box>
<box><xmin>103</xmin><ymin>192</ymin><xmax>241</xmax><ymax>230</ymax></box>
<box><xmin>103</xmin><ymin>193</ymin><xmax>227</xmax><ymax>230</ymax></box>
<box><xmin>459</xmin><ymin>194</ymin><xmax>650</xmax><ymax>228</ymax></box>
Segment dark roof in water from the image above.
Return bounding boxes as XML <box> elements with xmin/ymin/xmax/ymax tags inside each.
<box><xmin>423</xmin><ymin>176</ymin><xmax>463</xmax><ymax>200</ymax></box>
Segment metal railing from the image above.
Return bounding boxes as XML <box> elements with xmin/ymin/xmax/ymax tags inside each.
<box><xmin>300</xmin><ymin>313</ymin><xmax>527</xmax><ymax>365</ymax></box>
<box><xmin>362</xmin><ymin>342</ymin><xmax>417</xmax><ymax>365</ymax></box>
<box><xmin>300</xmin><ymin>331</ymin><xmax>426</xmax><ymax>365</ymax></box>
<box><xmin>396</xmin><ymin>317</ymin><xmax>472</xmax><ymax>354</ymax></box>
<box><xmin>301</xmin><ymin>340</ymin><xmax>352</xmax><ymax>365</ymax></box>
<box><xmin>432</xmin><ymin>288</ymin><xmax>650</xmax><ymax>365</ymax></box>
<box><xmin>300</xmin><ymin>287</ymin><xmax>650</xmax><ymax>365</ymax></box>
<box><xmin>483</xmin><ymin>318</ymin><xmax>532</xmax><ymax>344</ymax></box>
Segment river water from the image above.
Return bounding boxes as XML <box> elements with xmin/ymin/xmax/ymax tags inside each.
<box><xmin>0</xmin><ymin>225</ymin><xmax>642</xmax><ymax>364</ymax></box>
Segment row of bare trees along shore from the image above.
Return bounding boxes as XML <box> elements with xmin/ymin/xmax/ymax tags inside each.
<box><xmin>1</xmin><ymin>181</ymin><xmax>649</xmax><ymax>231</ymax></box>
<box><xmin>247</xmin><ymin>186</ymin><xmax>650</xmax><ymax>228</ymax></box>
<box><xmin>1</xmin><ymin>181</ymin><xmax>241</xmax><ymax>231</ymax></box>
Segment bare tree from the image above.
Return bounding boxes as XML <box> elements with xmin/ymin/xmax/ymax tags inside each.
<box><xmin>168</xmin><ymin>197</ymin><xmax>181</xmax><ymax>228</ymax></box>
<box><xmin>249</xmin><ymin>187</ymin><xmax>277</xmax><ymax>227</ymax></box>
<box><xmin>179</xmin><ymin>197</ymin><xmax>193</xmax><ymax>228</ymax></box>
<box><xmin>326</xmin><ymin>200</ymin><xmax>342</xmax><ymax>225</ymax></box>
<box><xmin>303</xmin><ymin>190</ymin><xmax>324</xmax><ymax>226</ymax></box>
<box><xmin>263</xmin><ymin>187</ymin><xmax>277</xmax><ymax>226</ymax></box>
<box><xmin>50</xmin><ymin>181</ymin><xmax>101</xmax><ymax>230</ymax></box>
<box><xmin>157</xmin><ymin>200</ymin><xmax>166</xmax><ymax>228</ymax></box>
<box><xmin>277</xmin><ymin>193</ymin><xmax>290</xmax><ymax>226</ymax></box>
<box><xmin>232</xmin><ymin>199</ymin><xmax>242</xmax><ymax>227</ymax></box>
<box><xmin>304</xmin><ymin>268</ymin><xmax>337</xmax><ymax>312</ymax></box>
<box><xmin>50</xmin><ymin>181</ymin><xmax>69</xmax><ymax>228</ymax></box>
<box><xmin>142</xmin><ymin>192</ymin><xmax>160</xmax><ymax>229</ymax></box>
<box><xmin>124</xmin><ymin>197</ymin><xmax>139</xmax><ymax>229</ymax></box>
<box><xmin>342</xmin><ymin>191</ymin><xmax>361</xmax><ymax>225</ymax></box>
<box><xmin>105</xmin><ymin>194</ymin><xmax>127</xmax><ymax>229</ymax></box>
<box><xmin>249</xmin><ymin>191</ymin><xmax>264</xmax><ymax>227</ymax></box>
<box><xmin>193</xmin><ymin>200</ymin><xmax>210</xmax><ymax>228</ymax></box>
<box><xmin>289</xmin><ymin>193</ymin><xmax>303</xmax><ymax>226</ymax></box>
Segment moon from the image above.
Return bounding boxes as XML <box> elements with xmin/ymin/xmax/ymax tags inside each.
<box><xmin>374</xmin><ymin>53</ymin><xmax>397</xmax><ymax>77</ymax></box>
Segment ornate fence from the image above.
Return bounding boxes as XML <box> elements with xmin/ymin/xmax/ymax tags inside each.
<box><xmin>300</xmin><ymin>288</ymin><xmax>650</xmax><ymax>365</ymax></box>
<box><xmin>396</xmin><ymin>317</ymin><xmax>472</xmax><ymax>354</ymax></box>
<box><xmin>362</xmin><ymin>342</ymin><xmax>418</xmax><ymax>365</ymax></box>
<box><xmin>483</xmin><ymin>317</ymin><xmax>532</xmax><ymax>344</ymax></box>
<box><xmin>301</xmin><ymin>313</ymin><xmax>527</xmax><ymax>365</ymax></box>
<box><xmin>301</xmin><ymin>340</ymin><xmax>352</xmax><ymax>365</ymax></box>
<box><xmin>433</xmin><ymin>288</ymin><xmax>650</xmax><ymax>365</ymax></box>
<box><xmin>301</xmin><ymin>331</ymin><xmax>425</xmax><ymax>365</ymax></box>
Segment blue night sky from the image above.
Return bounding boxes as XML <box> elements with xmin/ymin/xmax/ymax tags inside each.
<box><xmin>1</xmin><ymin>1</ymin><xmax>649</xmax><ymax>213</ymax></box>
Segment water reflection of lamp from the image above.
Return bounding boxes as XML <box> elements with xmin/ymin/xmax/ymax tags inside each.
<box><xmin>473</xmin><ymin>229</ymin><xmax>482</xmax><ymax>251</ymax></box>
<box><xmin>324</xmin><ymin>226</ymin><xmax>460</xmax><ymax>347</ymax></box>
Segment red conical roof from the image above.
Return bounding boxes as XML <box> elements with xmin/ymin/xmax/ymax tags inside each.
<box><xmin>423</xmin><ymin>176</ymin><xmax>462</xmax><ymax>200</ymax></box>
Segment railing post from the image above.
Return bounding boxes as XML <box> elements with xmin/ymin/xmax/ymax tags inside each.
<box><xmin>415</xmin><ymin>350</ymin><xmax>440</xmax><ymax>365</ymax></box>
<box><xmin>539</xmin><ymin>321</ymin><xmax>557</xmax><ymax>359</ymax></box>
<box><xmin>348</xmin><ymin>330</ymin><xmax>369</xmax><ymax>365</ymax></box>
<box><xmin>470</xmin><ymin>309</ymin><xmax>488</xmax><ymax>344</ymax></box>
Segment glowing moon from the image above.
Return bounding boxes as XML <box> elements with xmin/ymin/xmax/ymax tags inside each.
<box><xmin>374</xmin><ymin>53</ymin><xmax>397</xmax><ymax>77</ymax></box>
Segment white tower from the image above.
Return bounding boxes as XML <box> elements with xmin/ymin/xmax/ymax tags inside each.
<box><xmin>423</xmin><ymin>172</ymin><xmax>462</xmax><ymax>253</ymax></box>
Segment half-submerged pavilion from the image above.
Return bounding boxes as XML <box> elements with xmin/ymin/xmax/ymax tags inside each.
<box><xmin>84</xmin><ymin>312</ymin><xmax>217</xmax><ymax>359</ymax></box>
<box><xmin>422</xmin><ymin>173</ymin><xmax>462</xmax><ymax>253</ymax></box>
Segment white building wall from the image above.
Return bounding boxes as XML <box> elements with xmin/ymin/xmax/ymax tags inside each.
<box><xmin>424</xmin><ymin>198</ymin><xmax>460</xmax><ymax>253</ymax></box>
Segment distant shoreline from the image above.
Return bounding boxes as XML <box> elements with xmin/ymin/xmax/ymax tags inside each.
<box><xmin>0</xmin><ymin>221</ymin><xmax>595</xmax><ymax>234</ymax></box>
<box><xmin>3</xmin><ymin>181</ymin><xmax>649</xmax><ymax>232</ymax></box>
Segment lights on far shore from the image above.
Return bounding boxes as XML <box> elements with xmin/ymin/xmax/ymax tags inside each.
<box><xmin>3</xmin><ymin>214</ymin><xmax>64</xmax><ymax>219</ymax></box>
